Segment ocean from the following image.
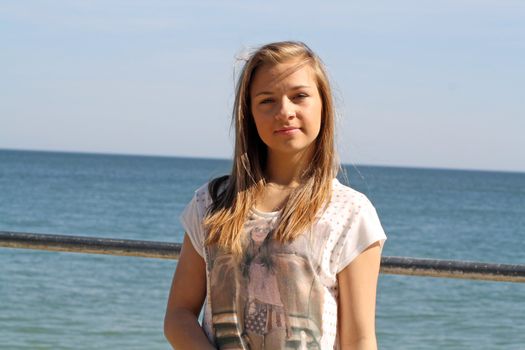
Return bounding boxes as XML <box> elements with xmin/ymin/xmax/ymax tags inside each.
<box><xmin>0</xmin><ymin>149</ymin><xmax>523</xmax><ymax>349</ymax></box>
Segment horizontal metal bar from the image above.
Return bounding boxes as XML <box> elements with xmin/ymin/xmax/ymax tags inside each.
<box><xmin>0</xmin><ymin>231</ymin><xmax>180</xmax><ymax>260</ymax></box>
<box><xmin>1</xmin><ymin>231</ymin><xmax>524</xmax><ymax>283</ymax></box>
<box><xmin>380</xmin><ymin>256</ymin><xmax>525</xmax><ymax>283</ymax></box>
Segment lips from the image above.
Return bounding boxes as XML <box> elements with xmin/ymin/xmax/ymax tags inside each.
<box><xmin>275</xmin><ymin>127</ymin><xmax>299</xmax><ymax>134</ymax></box>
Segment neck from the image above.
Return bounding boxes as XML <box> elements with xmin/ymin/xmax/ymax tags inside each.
<box><xmin>264</xmin><ymin>148</ymin><xmax>313</xmax><ymax>187</ymax></box>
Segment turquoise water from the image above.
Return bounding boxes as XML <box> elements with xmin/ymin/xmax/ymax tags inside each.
<box><xmin>0</xmin><ymin>149</ymin><xmax>523</xmax><ymax>349</ymax></box>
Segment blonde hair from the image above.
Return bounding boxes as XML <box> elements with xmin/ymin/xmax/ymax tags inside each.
<box><xmin>203</xmin><ymin>41</ymin><xmax>339</xmax><ymax>257</ymax></box>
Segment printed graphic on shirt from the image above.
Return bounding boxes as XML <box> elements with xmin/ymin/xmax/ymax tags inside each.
<box><xmin>206</xmin><ymin>214</ymin><xmax>324</xmax><ymax>350</ymax></box>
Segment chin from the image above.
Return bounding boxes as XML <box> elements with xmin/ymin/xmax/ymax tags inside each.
<box><xmin>274</xmin><ymin>144</ymin><xmax>316</xmax><ymax>157</ymax></box>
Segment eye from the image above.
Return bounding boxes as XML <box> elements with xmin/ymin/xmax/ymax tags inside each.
<box><xmin>294</xmin><ymin>93</ymin><xmax>309</xmax><ymax>100</ymax></box>
<box><xmin>260</xmin><ymin>98</ymin><xmax>274</xmax><ymax>105</ymax></box>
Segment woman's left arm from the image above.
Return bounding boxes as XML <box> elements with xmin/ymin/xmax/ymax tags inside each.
<box><xmin>337</xmin><ymin>241</ymin><xmax>383</xmax><ymax>350</ymax></box>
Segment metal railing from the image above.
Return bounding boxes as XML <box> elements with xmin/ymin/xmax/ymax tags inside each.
<box><xmin>1</xmin><ymin>230</ymin><xmax>524</xmax><ymax>283</ymax></box>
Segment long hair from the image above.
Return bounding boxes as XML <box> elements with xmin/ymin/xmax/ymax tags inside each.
<box><xmin>203</xmin><ymin>41</ymin><xmax>339</xmax><ymax>257</ymax></box>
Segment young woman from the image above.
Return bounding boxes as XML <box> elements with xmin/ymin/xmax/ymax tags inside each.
<box><xmin>164</xmin><ymin>41</ymin><xmax>387</xmax><ymax>350</ymax></box>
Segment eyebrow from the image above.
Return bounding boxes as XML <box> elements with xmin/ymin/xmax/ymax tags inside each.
<box><xmin>254</xmin><ymin>85</ymin><xmax>312</xmax><ymax>97</ymax></box>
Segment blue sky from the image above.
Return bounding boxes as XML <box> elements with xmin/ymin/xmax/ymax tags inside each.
<box><xmin>1</xmin><ymin>1</ymin><xmax>524</xmax><ymax>172</ymax></box>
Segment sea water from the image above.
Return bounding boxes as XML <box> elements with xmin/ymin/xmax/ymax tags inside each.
<box><xmin>0</xmin><ymin>149</ymin><xmax>523</xmax><ymax>349</ymax></box>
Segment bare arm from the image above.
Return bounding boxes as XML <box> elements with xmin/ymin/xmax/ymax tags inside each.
<box><xmin>337</xmin><ymin>241</ymin><xmax>382</xmax><ymax>350</ymax></box>
<box><xmin>164</xmin><ymin>233</ymin><xmax>216</xmax><ymax>350</ymax></box>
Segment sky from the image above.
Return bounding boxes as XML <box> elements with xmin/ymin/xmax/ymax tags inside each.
<box><xmin>1</xmin><ymin>1</ymin><xmax>524</xmax><ymax>172</ymax></box>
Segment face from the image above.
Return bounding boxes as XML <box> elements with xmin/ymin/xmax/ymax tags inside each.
<box><xmin>249</xmin><ymin>59</ymin><xmax>322</xmax><ymax>159</ymax></box>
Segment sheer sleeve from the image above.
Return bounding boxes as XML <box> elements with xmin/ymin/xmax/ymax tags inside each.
<box><xmin>179</xmin><ymin>189</ymin><xmax>207</xmax><ymax>258</ymax></box>
<box><xmin>336</xmin><ymin>195</ymin><xmax>387</xmax><ymax>273</ymax></box>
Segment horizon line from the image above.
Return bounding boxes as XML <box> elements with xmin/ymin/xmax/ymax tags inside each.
<box><xmin>1</xmin><ymin>147</ymin><xmax>524</xmax><ymax>175</ymax></box>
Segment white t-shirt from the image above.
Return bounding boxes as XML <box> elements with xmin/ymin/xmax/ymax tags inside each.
<box><xmin>180</xmin><ymin>178</ymin><xmax>387</xmax><ymax>350</ymax></box>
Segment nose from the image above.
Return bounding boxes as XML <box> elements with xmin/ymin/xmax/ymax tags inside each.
<box><xmin>276</xmin><ymin>97</ymin><xmax>296</xmax><ymax>120</ymax></box>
